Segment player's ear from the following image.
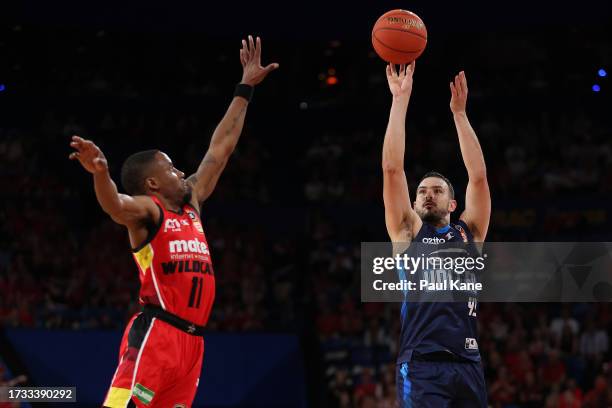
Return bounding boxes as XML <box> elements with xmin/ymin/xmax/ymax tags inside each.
<box><xmin>145</xmin><ymin>177</ymin><xmax>159</xmax><ymax>192</ymax></box>
<box><xmin>448</xmin><ymin>199</ymin><xmax>457</xmax><ymax>213</ymax></box>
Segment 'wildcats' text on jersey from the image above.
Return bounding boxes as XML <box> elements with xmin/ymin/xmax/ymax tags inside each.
<box><xmin>132</xmin><ymin>196</ymin><xmax>215</xmax><ymax>327</ymax></box>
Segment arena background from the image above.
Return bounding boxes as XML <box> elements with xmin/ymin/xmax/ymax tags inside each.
<box><xmin>1</xmin><ymin>1</ymin><xmax>612</xmax><ymax>407</ymax></box>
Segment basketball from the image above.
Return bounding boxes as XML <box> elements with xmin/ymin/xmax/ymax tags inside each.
<box><xmin>371</xmin><ymin>9</ymin><xmax>428</xmax><ymax>64</ymax></box>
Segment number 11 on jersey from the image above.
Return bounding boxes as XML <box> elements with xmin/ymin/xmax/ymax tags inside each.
<box><xmin>188</xmin><ymin>277</ymin><xmax>203</xmax><ymax>308</ymax></box>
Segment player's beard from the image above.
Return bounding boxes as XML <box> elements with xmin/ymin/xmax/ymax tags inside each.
<box><xmin>416</xmin><ymin>205</ymin><xmax>448</xmax><ymax>224</ymax></box>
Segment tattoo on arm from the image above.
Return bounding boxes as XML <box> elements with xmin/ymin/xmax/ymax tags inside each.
<box><xmin>224</xmin><ymin>106</ymin><xmax>247</xmax><ymax>137</ymax></box>
<box><xmin>201</xmin><ymin>153</ymin><xmax>219</xmax><ymax>168</ymax></box>
<box><xmin>188</xmin><ymin>104</ymin><xmax>246</xmax><ymax>201</ymax></box>
<box><xmin>188</xmin><ymin>153</ymin><xmax>221</xmax><ymax>186</ymax></box>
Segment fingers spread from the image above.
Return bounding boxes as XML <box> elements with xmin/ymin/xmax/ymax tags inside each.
<box><xmin>406</xmin><ymin>60</ymin><xmax>415</xmax><ymax>77</ymax></box>
<box><xmin>69</xmin><ymin>152</ymin><xmax>80</xmax><ymax>160</ymax></box>
<box><xmin>255</xmin><ymin>36</ymin><xmax>261</xmax><ymax>61</ymax></box>
<box><xmin>248</xmin><ymin>35</ymin><xmax>255</xmax><ymax>58</ymax></box>
<box><xmin>264</xmin><ymin>63</ymin><xmax>279</xmax><ymax>73</ymax></box>
<box><xmin>241</xmin><ymin>39</ymin><xmax>248</xmax><ymax>61</ymax></box>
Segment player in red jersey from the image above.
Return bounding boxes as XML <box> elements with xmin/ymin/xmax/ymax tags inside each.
<box><xmin>69</xmin><ymin>35</ymin><xmax>278</xmax><ymax>408</ymax></box>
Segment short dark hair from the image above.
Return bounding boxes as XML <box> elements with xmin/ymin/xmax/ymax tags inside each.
<box><xmin>419</xmin><ymin>171</ymin><xmax>455</xmax><ymax>199</ymax></box>
<box><xmin>120</xmin><ymin>150</ymin><xmax>159</xmax><ymax>195</ymax></box>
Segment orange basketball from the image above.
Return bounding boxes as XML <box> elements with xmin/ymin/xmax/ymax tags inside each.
<box><xmin>371</xmin><ymin>9</ymin><xmax>428</xmax><ymax>64</ymax></box>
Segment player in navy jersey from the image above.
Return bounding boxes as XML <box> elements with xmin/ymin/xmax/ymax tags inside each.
<box><xmin>382</xmin><ymin>61</ymin><xmax>491</xmax><ymax>407</ymax></box>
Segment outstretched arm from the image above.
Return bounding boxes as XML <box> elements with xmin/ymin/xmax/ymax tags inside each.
<box><xmin>69</xmin><ymin>136</ymin><xmax>157</xmax><ymax>227</ymax></box>
<box><xmin>450</xmin><ymin>71</ymin><xmax>491</xmax><ymax>241</ymax></box>
<box><xmin>187</xmin><ymin>35</ymin><xmax>279</xmax><ymax>206</ymax></box>
<box><xmin>382</xmin><ymin>62</ymin><xmax>421</xmax><ymax>242</ymax></box>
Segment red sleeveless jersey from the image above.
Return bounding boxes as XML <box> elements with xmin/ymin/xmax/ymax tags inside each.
<box><xmin>132</xmin><ymin>196</ymin><xmax>215</xmax><ymax>326</ymax></box>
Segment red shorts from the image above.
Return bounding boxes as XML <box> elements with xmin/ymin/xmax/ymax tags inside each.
<box><xmin>103</xmin><ymin>312</ymin><xmax>204</xmax><ymax>408</ymax></box>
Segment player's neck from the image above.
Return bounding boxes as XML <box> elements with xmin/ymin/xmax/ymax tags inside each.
<box><xmin>428</xmin><ymin>218</ymin><xmax>450</xmax><ymax>229</ymax></box>
<box><xmin>155</xmin><ymin>194</ymin><xmax>182</xmax><ymax>213</ymax></box>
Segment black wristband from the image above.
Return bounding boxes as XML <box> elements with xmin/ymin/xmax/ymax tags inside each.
<box><xmin>234</xmin><ymin>83</ymin><xmax>254</xmax><ymax>102</ymax></box>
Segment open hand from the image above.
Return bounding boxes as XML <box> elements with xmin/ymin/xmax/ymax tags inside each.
<box><xmin>240</xmin><ymin>35</ymin><xmax>279</xmax><ymax>86</ymax></box>
<box><xmin>450</xmin><ymin>71</ymin><xmax>468</xmax><ymax>114</ymax></box>
<box><xmin>69</xmin><ymin>135</ymin><xmax>108</xmax><ymax>174</ymax></box>
<box><xmin>386</xmin><ymin>61</ymin><xmax>415</xmax><ymax>101</ymax></box>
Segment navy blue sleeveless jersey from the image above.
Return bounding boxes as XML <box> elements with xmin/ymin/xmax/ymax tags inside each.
<box><xmin>396</xmin><ymin>220</ymin><xmax>481</xmax><ymax>364</ymax></box>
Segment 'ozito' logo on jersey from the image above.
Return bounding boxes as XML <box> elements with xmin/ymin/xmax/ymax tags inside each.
<box><xmin>169</xmin><ymin>238</ymin><xmax>210</xmax><ymax>255</ymax></box>
<box><xmin>422</xmin><ymin>237</ymin><xmax>446</xmax><ymax>244</ymax></box>
<box><xmin>164</xmin><ymin>219</ymin><xmax>182</xmax><ymax>232</ymax></box>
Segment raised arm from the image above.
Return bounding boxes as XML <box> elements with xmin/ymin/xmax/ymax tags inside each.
<box><xmin>382</xmin><ymin>62</ymin><xmax>421</xmax><ymax>242</ymax></box>
<box><xmin>69</xmin><ymin>136</ymin><xmax>157</xmax><ymax>229</ymax></box>
<box><xmin>450</xmin><ymin>71</ymin><xmax>491</xmax><ymax>241</ymax></box>
<box><xmin>187</xmin><ymin>35</ymin><xmax>279</xmax><ymax>206</ymax></box>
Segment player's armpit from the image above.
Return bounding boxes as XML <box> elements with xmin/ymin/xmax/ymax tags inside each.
<box><xmin>460</xmin><ymin>177</ymin><xmax>491</xmax><ymax>241</ymax></box>
<box><xmin>108</xmin><ymin>194</ymin><xmax>159</xmax><ymax>227</ymax></box>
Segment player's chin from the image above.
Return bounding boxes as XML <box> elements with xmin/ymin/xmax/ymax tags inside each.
<box><xmin>420</xmin><ymin>209</ymin><xmax>442</xmax><ymax>223</ymax></box>
<box><xmin>418</xmin><ymin>206</ymin><xmax>434</xmax><ymax>215</ymax></box>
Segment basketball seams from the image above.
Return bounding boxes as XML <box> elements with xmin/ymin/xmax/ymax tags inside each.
<box><xmin>374</xmin><ymin>10</ymin><xmax>427</xmax><ymax>40</ymax></box>
<box><xmin>372</xmin><ymin>34</ymin><xmax>425</xmax><ymax>55</ymax></box>
<box><xmin>373</xmin><ymin>26</ymin><xmax>428</xmax><ymax>41</ymax></box>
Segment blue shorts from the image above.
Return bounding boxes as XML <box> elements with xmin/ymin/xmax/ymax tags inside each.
<box><xmin>396</xmin><ymin>360</ymin><xmax>487</xmax><ymax>408</ymax></box>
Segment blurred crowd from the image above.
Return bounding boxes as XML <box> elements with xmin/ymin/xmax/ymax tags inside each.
<box><xmin>1</xmin><ymin>23</ymin><xmax>611</xmax><ymax>407</ymax></box>
<box><xmin>316</xmin><ymin>254</ymin><xmax>612</xmax><ymax>407</ymax></box>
